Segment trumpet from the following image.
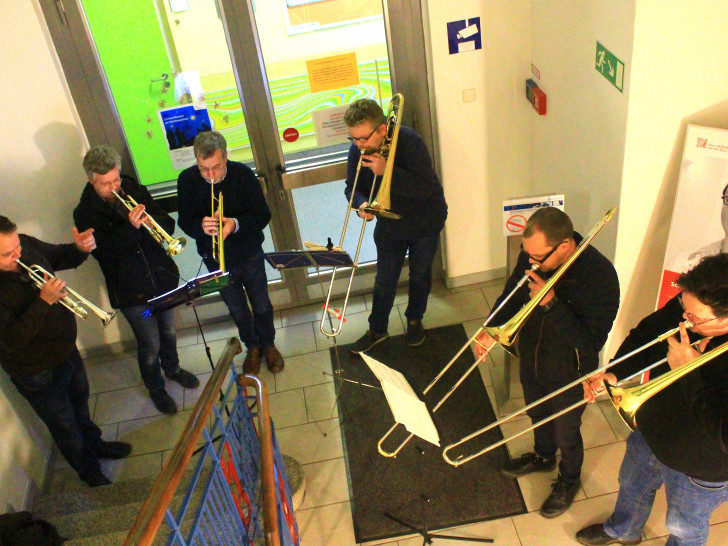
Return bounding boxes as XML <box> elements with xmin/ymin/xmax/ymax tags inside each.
<box><xmin>16</xmin><ymin>260</ymin><xmax>116</xmax><ymax>327</ymax></box>
<box><xmin>210</xmin><ymin>180</ymin><xmax>225</xmax><ymax>272</ymax></box>
<box><xmin>441</xmin><ymin>321</ymin><xmax>699</xmax><ymax>466</ymax></box>
<box><xmin>378</xmin><ymin>207</ymin><xmax>618</xmax><ymax>458</ymax></box>
<box><xmin>315</xmin><ymin>94</ymin><xmax>404</xmax><ymax>338</ymax></box>
<box><xmin>113</xmin><ymin>190</ymin><xmax>186</xmax><ymax>256</ymax></box>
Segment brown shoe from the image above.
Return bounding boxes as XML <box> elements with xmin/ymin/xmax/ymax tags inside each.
<box><xmin>263</xmin><ymin>345</ymin><xmax>285</xmax><ymax>374</ymax></box>
<box><xmin>243</xmin><ymin>347</ymin><xmax>262</xmax><ymax>374</ymax></box>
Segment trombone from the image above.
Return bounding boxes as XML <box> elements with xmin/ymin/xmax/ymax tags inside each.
<box><xmin>210</xmin><ymin>180</ymin><xmax>225</xmax><ymax>272</ymax></box>
<box><xmin>113</xmin><ymin>190</ymin><xmax>186</xmax><ymax>257</ymax></box>
<box><xmin>315</xmin><ymin>94</ymin><xmax>404</xmax><ymax>338</ymax></box>
<box><xmin>17</xmin><ymin>260</ymin><xmax>116</xmax><ymax>327</ymax></box>
<box><xmin>441</xmin><ymin>321</ymin><xmax>699</xmax><ymax>466</ymax></box>
<box><xmin>379</xmin><ymin>207</ymin><xmax>618</xmax><ymax>457</ymax></box>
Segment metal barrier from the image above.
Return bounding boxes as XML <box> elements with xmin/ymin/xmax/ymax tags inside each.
<box><xmin>124</xmin><ymin>338</ymin><xmax>299</xmax><ymax>546</ymax></box>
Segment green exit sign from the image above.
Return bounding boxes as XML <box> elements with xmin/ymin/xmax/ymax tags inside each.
<box><xmin>595</xmin><ymin>42</ymin><xmax>624</xmax><ymax>92</ymax></box>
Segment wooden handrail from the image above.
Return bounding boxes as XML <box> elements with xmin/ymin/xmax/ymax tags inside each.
<box><xmin>124</xmin><ymin>337</ymin><xmax>242</xmax><ymax>546</ymax></box>
<box><xmin>238</xmin><ymin>375</ymin><xmax>280</xmax><ymax>546</ymax></box>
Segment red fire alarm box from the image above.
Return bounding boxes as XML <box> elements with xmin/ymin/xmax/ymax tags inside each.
<box><xmin>532</xmin><ymin>87</ymin><xmax>547</xmax><ymax>115</ymax></box>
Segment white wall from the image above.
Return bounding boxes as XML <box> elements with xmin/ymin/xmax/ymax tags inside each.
<box><xmin>608</xmin><ymin>0</ymin><xmax>728</xmax><ymax>355</ymax></box>
<box><xmin>426</xmin><ymin>1</ymin><xmax>532</xmax><ymax>282</ymax></box>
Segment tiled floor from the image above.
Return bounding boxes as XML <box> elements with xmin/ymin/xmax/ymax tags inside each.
<box><xmin>47</xmin><ymin>279</ymin><xmax>728</xmax><ymax>545</ymax></box>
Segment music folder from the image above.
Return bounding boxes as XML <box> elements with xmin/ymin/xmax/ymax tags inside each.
<box><xmin>360</xmin><ymin>353</ymin><xmax>440</xmax><ymax>446</ymax></box>
<box><xmin>144</xmin><ymin>270</ymin><xmax>230</xmax><ymax>317</ymax></box>
<box><xmin>264</xmin><ymin>249</ymin><xmax>354</xmax><ymax>270</ymax></box>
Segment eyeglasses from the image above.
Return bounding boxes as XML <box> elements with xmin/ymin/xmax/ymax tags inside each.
<box><xmin>346</xmin><ymin>126</ymin><xmax>378</xmax><ymax>143</ymax></box>
<box><xmin>96</xmin><ymin>177</ymin><xmax>121</xmax><ymax>189</ymax></box>
<box><xmin>678</xmin><ymin>294</ymin><xmax>719</xmax><ymax>326</ymax></box>
<box><xmin>520</xmin><ymin>241</ymin><xmax>564</xmax><ymax>264</ymax></box>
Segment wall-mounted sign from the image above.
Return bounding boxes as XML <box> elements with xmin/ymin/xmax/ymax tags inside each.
<box><xmin>595</xmin><ymin>41</ymin><xmax>625</xmax><ymax>92</ymax></box>
<box><xmin>306</xmin><ymin>52</ymin><xmax>360</xmax><ymax>93</ymax></box>
<box><xmin>502</xmin><ymin>195</ymin><xmax>565</xmax><ymax>237</ymax></box>
<box><xmin>311</xmin><ymin>104</ymin><xmax>349</xmax><ymax>147</ymax></box>
<box><xmin>447</xmin><ymin>17</ymin><xmax>481</xmax><ymax>55</ymax></box>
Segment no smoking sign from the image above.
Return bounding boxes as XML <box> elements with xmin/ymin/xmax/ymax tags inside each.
<box><xmin>502</xmin><ymin>194</ymin><xmax>564</xmax><ymax>237</ymax></box>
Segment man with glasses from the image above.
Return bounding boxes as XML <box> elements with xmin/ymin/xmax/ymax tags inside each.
<box><xmin>343</xmin><ymin>98</ymin><xmax>448</xmax><ymax>352</ymax></box>
<box><xmin>177</xmin><ymin>131</ymin><xmax>283</xmax><ymax>375</ymax></box>
<box><xmin>578</xmin><ymin>253</ymin><xmax>728</xmax><ymax>546</ymax></box>
<box><xmin>74</xmin><ymin>145</ymin><xmax>199</xmax><ymax>415</ymax></box>
<box><xmin>475</xmin><ymin>207</ymin><xmax>619</xmax><ymax>518</ymax></box>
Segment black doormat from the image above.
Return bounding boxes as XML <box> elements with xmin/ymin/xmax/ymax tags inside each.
<box><xmin>331</xmin><ymin>324</ymin><xmax>527</xmax><ymax>543</ymax></box>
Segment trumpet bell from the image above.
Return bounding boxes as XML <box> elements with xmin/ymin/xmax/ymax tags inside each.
<box><xmin>166</xmin><ymin>237</ymin><xmax>186</xmax><ymax>256</ymax></box>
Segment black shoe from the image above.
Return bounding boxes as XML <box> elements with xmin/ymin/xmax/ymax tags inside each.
<box><xmin>167</xmin><ymin>368</ymin><xmax>200</xmax><ymax>389</ymax></box>
<box><xmin>500</xmin><ymin>452</ymin><xmax>556</xmax><ymax>478</ymax></box>
<box><xmin>150</xmin><ymin>388</ymin><xmax>177</xmax><ymax>415</ymax></box>
<box><xmin>540</xmin><ymin>475</ymin><xmax>581</xmax><ymax>518</ymax></box>
<box><xmin>576</xmin><ymin>523</ymin><xmax>642</xmax><ymax>545</ymax></box>
<box><xmin>84</xmin><ymin>471</ymin><xmax>111</xmax><ymax>488</ymax></box>
<box><xmin>406</xmin><ymin>320</ymin><xmax>426</xmax><ymax>346</ymax></box>
<box><xmin>263</xmin><ymin>345</ymin><xmax>285</xmax><ymax>374</ymax></box>
<box><xmin>350</xmin><ymin>330</ymin><xmax>389</xmax><ymax>354</ymax></box>
<box><xmin>243</xmin><ymin>347</ymin><xmax>262</xmax><ymax>374</ymax></box>
<box><xmin>95</xmin><ymin>441</ymin><xmax>132</xmax><ymax>460</ymax></box>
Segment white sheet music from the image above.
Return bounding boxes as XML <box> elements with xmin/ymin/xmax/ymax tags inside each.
<box><xmin>360</xmin><ymin>354</ymin><xmax>440</xmax><ymax>446</ymax></box>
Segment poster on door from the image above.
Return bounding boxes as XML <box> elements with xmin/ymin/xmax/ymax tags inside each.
<box><xmin>657</xmin><ymin>125</ymin><xmax>728</xmax><ymax>308</ymax></box>
<box><xmin>158</xmin><ymin>104</ymin><xmax>212</xmax><ymax>170</ymax></box>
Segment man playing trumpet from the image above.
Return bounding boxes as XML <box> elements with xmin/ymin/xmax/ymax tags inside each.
<box><xmin>0</xmin><ymin>215</ymin><xmax>131</xmax><ymax>487</ymax></box>
<box><xmin>475</xmin><ymin>207</ymin><xmax>620</xmax><ymax>518</ymax></box>
<box><xmin>577</xmin><ymin>253</ymin><xmax>728</xmax><ymax>546</ymax></box>
<box><xmin>74</xmin><ymin>145</ymin><xmax>199</xmax><ymax>415</ymax></box>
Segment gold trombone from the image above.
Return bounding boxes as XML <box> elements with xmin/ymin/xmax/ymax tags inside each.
<box><xmin>315</xmin><ymin>94</ymin><xmax>404</xmax><ymax>338</ymax></box>
<box><xmin>17</xmin><ymin>260</ymin><xmax>116</xmax><ymax>327</ymax></box>
<box><xmin>210</xmin><ymin>180</ymin><xmax>225</xmax><ymax>272</ymax></box>
<box><xmin>113</xmin><ymin>190</ymin><xmax>186</xmax><ymax>257</ymax></box>
<box><xmin>441</xmin><ymin>321</ymin><xmax>701</xmax><ymax>466</ymax></box>
<box><xmin>378</xmin><ymin>207</ymin><xmax>618</xmax><ymax>457</ymax></box>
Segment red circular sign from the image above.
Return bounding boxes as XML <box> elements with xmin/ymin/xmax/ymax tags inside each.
<box><xmin>506</xmin><ymin>214</ymin><xmax>527</xmax><ymax>232</ymax></box>
<box><xmin>282</xmin><ymin>128</ymin><xmax>299</xmax><ymax>142</ymax></box>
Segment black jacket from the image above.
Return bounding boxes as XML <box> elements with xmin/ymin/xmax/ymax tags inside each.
<box><xmin>177</xmin><ymin>161</ymin><xmax>271</xmax><ymax>269</ymax></box>
<box><xmin>0</xmin><ymin>235</ymin><xmax>87</xmax><ymax>377</ymax></box>
<box><xmin>490</xmin><ymin>233</ymin><xmax>620</xmax><ymax>385</ymax></box>
<box><xmin>611</xmin><ymin>296</ymin><xmax>728</xmax><ymax>481</ymax></box>
<box><xmin>73</xmin><ymin>176</ymin><xmax>180</xmax><ymax>308</ymax></box>
<box><xmin>345</xmin><ymin>126</ymin><xmax>448</xmax><ymax>239</ymax></box>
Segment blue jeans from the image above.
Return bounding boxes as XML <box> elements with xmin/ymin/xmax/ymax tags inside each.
<box><xmin>605</xmin><ymin>430</ymin><xmax>728</xmax><ymax>546</ymax></box>
<box><xmin>12</xmin><ymin>348</ymin><xmax>103</xmax><ymax>482</ymax></box>
<box><xmin>120</xmin><ymin>305</ymin><xmax>180</xmax><ymax>392</ymax></box>
<box><xmin>369</xmin><ymin>228</ymin><xmax>440</xmax><ymax>334</ymax></box>
<box><xmin>208</xmin><ymin>251</ymin><xmax>275</xmax><ymax>349</ymax></box>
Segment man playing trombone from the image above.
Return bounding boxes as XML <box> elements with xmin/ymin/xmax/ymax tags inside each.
<box><xmin>475</xmin><ymin>207</ymin><xmax>619</xmax><ymax>518</ymax></box>
<box><xmin>577</xmin><ymin>254</ymin><xmax>728</xmax><ymax>546</ymax></box>
<box><xmin>0</xmin><ymin>215</ymin><xmax>131</xmax><ymax>487</ymax></box>
<box><xmin>344</xmin><ymin>98</ymin><xmax>448</xmax><ymax>352</ymax></box>
<box><xmin>74</xmin><ymin>145</ymin><xmax>199</xmax><ymax>415</ymax></box>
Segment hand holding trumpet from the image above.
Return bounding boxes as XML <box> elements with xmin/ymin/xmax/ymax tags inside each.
<box><xmin>39</xmin><ymin>273</ymin><xmax>68</xmax><ymax>305</ymax></box>
<box><xmin>127</xmin><ymin>203</ymin><xmax>152</xmax><ymax>230</ymax></box>
<box><xmin>202</xmin><ymin>211</ymin><xmax>235</xmax><ymax>240</ymax></box>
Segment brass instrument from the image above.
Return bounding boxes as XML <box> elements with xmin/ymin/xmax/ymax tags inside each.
<box><xmin>379</xmin><ymin>207</ymin><xmax>618</xmax><ymax>458</ymax></box>
<box><xmin>210</xmin><ymin>180</ymin><xmax>225</xmax><ymax>272</ymax></box>
<box><xmin>17</xmin><ymin>260</ymin><xmax>116</xmax><ymax>327</ymax></box>
<box><xmin>441</xmin><ymin>321</ymin><xmax>698</xmax><ymax>466</ymax></box>
<box><xmin>113</xmin><ymin>190</ymin><xmax>186</xmax><ymax>256</ymax></box>
<box><xmin>315</xmin><ymin>94</ymin><xmax>405</xmax><ymax>338</ymax></box>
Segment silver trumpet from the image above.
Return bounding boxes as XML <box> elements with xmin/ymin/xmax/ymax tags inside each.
<box><xmin>113</xmin><ymin>189</ymin><xmax>186</xmax><ymax>256</ymax></box>
<box><xmin>17</xmin><ymin>260</ymin><xmax>116</xmax><ymax>327</ymax></box>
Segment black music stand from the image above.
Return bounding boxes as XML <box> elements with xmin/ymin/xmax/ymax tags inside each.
<box><xmin>143</xmin><ymin>270</ymin><xmax>230</xmax><ymax>317</ymax></box>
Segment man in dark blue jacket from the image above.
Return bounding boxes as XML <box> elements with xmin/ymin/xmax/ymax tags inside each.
<box><xmin>177</xmin><ymin>131</ymin><xmax>283</xmax><ymax>375</ymax></box>
<box><xmin>476</xmin><ymin>207</ymin><xmax>620</xmax><ymax>518</ymax></box>
<box><xmin>344</xmin><ymin>98</ymin><xmax>448</xmax><ymax>352</ymax></box>
<box><xmin>74</xmin><ymin>145</ymin><xmax>199</xmax><ymax>415</ymax></box>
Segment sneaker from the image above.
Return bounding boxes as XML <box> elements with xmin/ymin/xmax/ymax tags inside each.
<box><xmin>167</xmin><ymin>368</ymin><xmax>200</xmax><ymax>389</ymax></box>
<box><xmin>243</xmin><ymin>347</ymin><xmax>262</xmax><ymax>374</ymax></box>
<box><xmin>576</xmin><ymin>523</ymin><xmax>642</xmax><ymax>545</ymax></box>
<box><xmin>95</xmin><ymin>441</ymin><xmax>132</xmax><ymax>460</ymax></box>
<box><xmin>84</xmin><ymin>470</ymin><xmax>111</xmax><ymax>488</ymax></box>
<box><xmin>406</xmin><ymin>320</ymin><xmax>426</xmax><ymax>346</ymax></box>
<box><xmin>500</xmin><ymin>451</ymin><xmax>556</xmax><ymax>478</ymax></box>
<box><xmin>540</xmin><ymin>475</ymin><xmax>581</xmax><ymax>518</ymax></box>
<box><xmin>263</xmin><ymin>345</ymin><xmax>285</xmax><ymax>374</ymax></box>
<box><xmin>150</xmin><ymin>388</ymin><xmax>178</xmax><ymax>415</ymax></box>
<box><xmin>349</xmin><ymin>330</ymin><xmax>389</xmax><ymax>354</ymax></box>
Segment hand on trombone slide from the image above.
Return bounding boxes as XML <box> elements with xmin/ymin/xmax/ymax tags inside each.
<box><xmin>667</xmin><ymin>321</ymin><xmax>711</xmax><ymax>370</ymax></box>
<box><xmin>474</xmin><ymin>331</ymin><xmax>497</xmax><ymax>358</ymax></box>
<box><xmin>356</xmin><ymin>201</ymin><xmax>375</xmax><ymax>221</ymax></box>
<box><xmin>582</xmin><ymin>372</ymin><xmax>616</xmax><ymax>404</ymax></box>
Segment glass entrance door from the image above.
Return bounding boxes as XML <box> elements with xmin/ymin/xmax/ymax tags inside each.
<box><xmin>40</xmin><ymin>0</ymin><xmax>432</xmax><ymax>309</ymax></box>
